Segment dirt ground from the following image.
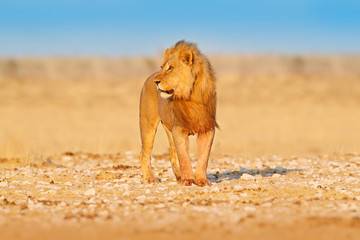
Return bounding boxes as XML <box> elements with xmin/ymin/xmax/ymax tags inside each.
<box><xmin>1</xmin><ymin>152</ymin><xmax>360</xmax><ymax>240</ymax></box>
<box><xmin>0</xmin><ymin>55</ymin><xmax>360</xmax><ymax>239</ymax></box>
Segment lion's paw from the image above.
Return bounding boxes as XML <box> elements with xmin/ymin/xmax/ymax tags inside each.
<box><xmin>144</xmin><ymin>177</ymin><xmax>160</xmax><ymax>184</ymax></box>
<box><xmin>180</xmin><ymin>178</ymin><xmax>196</xmax><ymax>186</ymax></box>
<box><xmin>196</xmin><ymin>178</ymin><xmax>211</xmax><ymax>187</ymax></box>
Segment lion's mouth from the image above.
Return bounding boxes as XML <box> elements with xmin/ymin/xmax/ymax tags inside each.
<box><xmin>159</xmin><ymin>89</ymin><xmax>174</xmax><ymax>95</ymax></box>
<box><xmin>158</xmin><ymin>88</ymin><xmax>174</xmax><ymax>99</ymax></box>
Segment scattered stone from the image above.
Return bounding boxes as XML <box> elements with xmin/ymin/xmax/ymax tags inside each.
<box><xmin>0</xmin><ymin>182</ymin><xmax>8</xmax><ymax>187</ymax></box>
<box><xmin>244</xmin><ymin>206</ymin><xmax>256</xmax><ymax>212</ymax></box>
<box><xmin>314</xmin><ymin>192</ymin><xmax>324</xmax><ymax>198</ymax></box>
<box><xmin>229</xmin><ymin>194</ymin><xmax>240</xmax><ymax>200</ymax></box>
<box><xmin>122</xmin><ymin>191</ymin><xmax>130</xmax><ymax>197</ymax></box>
<box><xmin>234</xmin><ymin>185</ymin><xmax>244</xmax><ymax>191</ymax></box>
<box><xmin>0</xmin><ymin>151</ymin><xmax>359</xmax><ymax>234</ymax></box>
<box><xmin>64</xmin><ymin>182</ymin><xmax>73</xmax><ymax>187</ymax></box>
<box><xmin>62</xmin><ymin>156</ymin><xmax>73</xmax><ymax>162</ymax></box>
<box><xmin>241</xmin><ymin>173</ymin><xmax>255</xmax><ymax>181</ymax></box>
<box><xmin>262</xmin><ymin>202</ymin><xmax>273</xmax><ymax>207</ymax></box>
<box><xmin>84</xmin><ymin>188</ymin><xmax>96</xmax><ymax>196</ymax></box>
<box><xmin>275</xmin><ymin>166</ymin><xmax>287</xmax><ymax>174</ymax></box>
<box><xmin>136</xmin><ymin>195</ymin><xmax>146</xmax><ymax>203</ymax></box>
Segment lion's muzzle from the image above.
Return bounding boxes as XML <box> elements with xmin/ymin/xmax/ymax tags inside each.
<box><xmin>155</xmin><ymin>80</ymin><xmax>174</xmax><ymax>99</ymax></box>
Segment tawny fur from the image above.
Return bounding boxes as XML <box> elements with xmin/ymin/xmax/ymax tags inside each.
<box><xmin>139</xmin><ymin>40</ymin><xmax>218</xmax><ymax>186</ymax></box>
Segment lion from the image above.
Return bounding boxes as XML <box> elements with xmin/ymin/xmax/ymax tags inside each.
<box><xmin>139</xmin><ymin>40</ymin><xmax>218</xmax><ymax>186</ymax></box>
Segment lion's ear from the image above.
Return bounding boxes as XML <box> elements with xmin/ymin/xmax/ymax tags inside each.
<box><xmin>180</xmin><ymin>50</ymin><xmax>193</xmax><ymax>66</ymax></box>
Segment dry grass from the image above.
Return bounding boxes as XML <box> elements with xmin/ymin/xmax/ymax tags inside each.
<box><xmin>1</xmin><ymin>55</ymin><xmax>359</xmax><ymax>158</ymax></box>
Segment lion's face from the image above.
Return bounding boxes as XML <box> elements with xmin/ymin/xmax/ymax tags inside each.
<box><xmin>154</xmin><ymin>49</ymin><xmax>195</xmax><ymax>100</ymax></box>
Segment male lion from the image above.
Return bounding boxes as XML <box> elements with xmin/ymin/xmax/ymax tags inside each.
<box><xmin>139</xmin><ymin>40</ymin><xmax>218</xmax><ymax>186</ymax></box>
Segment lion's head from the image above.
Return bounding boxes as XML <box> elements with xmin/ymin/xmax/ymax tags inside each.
<box><xmin>154</xmin><ymin>41</ymin><xmax>201</xmax><ymax>100</ymax></box>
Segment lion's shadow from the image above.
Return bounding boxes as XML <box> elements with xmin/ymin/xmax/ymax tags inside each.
<box><xmin>207</xmin><ymin>166</ymin><xmax>302</xmax><ymax>183</ymax></box>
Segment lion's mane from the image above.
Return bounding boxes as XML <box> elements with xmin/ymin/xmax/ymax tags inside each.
<box><xmin>167</xmin><ymin>41</ymin><xmax>218</xmax><ymax>134</ymax></box>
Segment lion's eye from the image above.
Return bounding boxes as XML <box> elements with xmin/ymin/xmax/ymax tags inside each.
<box><xmin>167</xmin><ymin>66</ymin><xmax>173</xmax><ymax>71</ymax></box>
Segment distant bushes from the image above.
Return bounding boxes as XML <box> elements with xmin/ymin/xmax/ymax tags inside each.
<box><xmin>0</xmin><ymin>55</ymin><xmax>359</xmax><ymax>83</ymax></box>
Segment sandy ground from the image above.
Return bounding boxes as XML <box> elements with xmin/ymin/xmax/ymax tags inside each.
<box><xmin>1</xmin><ymin>152</ymin><xmax>360</xmax><ymax>240</ymax></box>
<box><xmin>0</xmin><ymin>55</ymin><xmax>360</xmax><ymax>239</ymax></box>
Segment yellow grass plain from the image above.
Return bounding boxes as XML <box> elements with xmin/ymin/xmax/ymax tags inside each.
<box><xmin>1</xmin><ymin>55</ymin><xmax>359</xmax><ymax>159</ymax></box>
<box><xmin>1</xmin><ymin>55</ymin><xmax>360</xmax><ymax>240</ymax></box>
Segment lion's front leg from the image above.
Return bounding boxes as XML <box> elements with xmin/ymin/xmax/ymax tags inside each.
<box><xmin>172</xmin><ymin>126</ymin><xmax>195</xmax><ymax>186</ymax></box>
<box><xmin>195</xmin><ymin>130</ymin><xmax>215</xmax><ymax>187</ymax></box>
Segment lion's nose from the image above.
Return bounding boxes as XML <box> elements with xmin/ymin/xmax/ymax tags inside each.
<box><xmin>154</xmin><ymin>80</ymin><xmax>160</xmax><ymax>85</ymax></box>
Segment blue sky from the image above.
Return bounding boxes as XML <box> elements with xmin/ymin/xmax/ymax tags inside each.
<box><xmin>0</xmin><ymin>0</ymin><xmax>359</xmax><ymax>56</ymax></box>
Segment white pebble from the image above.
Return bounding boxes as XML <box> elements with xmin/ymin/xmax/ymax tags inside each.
<box><xmin>335</xmin><ymin>186</ymin><xmax>343</xmax><ymax>192</ymax></box>
<box><xmin>43</xmin><ymin>190</ymin><xmax>57</xmax><ymax>195</ymax></box>
<box><xmin>314</xmin><ymin>192</ymin><xmax>324</xmax><ymax>198</ymax></box>
<box><xmin>244</xmin><ymin>206</ymin><xmax>256</xmax><ymax>212</ymax></box>
<box><xmin>64</xmin><ymin>182</ymin><xmax>72</xmax><ymax>187</ymax></box>
<box><xmin>234</xmin><ymin>185</ymin><xmax>244</xmax><ymax>191</ymax></box>
<box><xmin>262</xmin><ymin>202</ymin><xmax>273</xmax><ymax>207</ymax></box>
<box><xmin>125</xmin><ymin>151</ymin><xmax>133</xmax><ymax>155</ymax></box>
<box><xmin>0</xmin><ymin>182</ymin><xmax>8</xmax><ymax>187</ymax></box>
<box><xmin>241</xmin><ymin>174</ymin><xmax>255</xmax><ymax>181</ymax></box>
<box><xmin>340</xmin><ymin>190</ymin><xmax>354</xmax><ymax>197</ymax></box>
<box><xmin>136</xmin><ymin>195</ymin><xmax>146</xmax><ymax>203</ymax></box>
<box><xmin>87</xmin><ymin>198</ymin><xmax>97</xmax><ymax>204</ymax></box>
<box><xmin>155</xmin><ymin>203</ymin><xmax>166</xmax><ymax>209</ymax></box>
<box><xmin>229</xmin><ymin>194</ymin><xmax>240</xmax><ymax>200</ymax></box>
<box><xmin>272</xmin><ymin>173</ymin><xmax>281</xmax><ymax>178</ymax></box>
<box><xmin>62</xmin><ymin>156</ymin><xmax>73</xmax><ymax>161</ymax></box>
<box><xmin>84</xmin><ymin>188</ymin><xmax>96</xmax><ymax>196</ymax></box>
<box><xmin>120</xmin><ymin>184</ymin><xmax>129</xmax><ymax>190</ymax></box>
<box><xmin>37</xmin><ymin>181</ymin><xmax>50</xmax><ymax>185</ymax></box>
<box><xmin>133</xmin><ymin>179</ymin><xmax>141</xmax><ymax>184</ymax></box>
<box><xmin>345</xmin><ymin>177</ymin><xmax>358</xmax><ymax>184</ymax></box>
<box><xmin>98</xmin><ymin>210</ymin><xmax>110</xmax><ymax>218</ymax></box>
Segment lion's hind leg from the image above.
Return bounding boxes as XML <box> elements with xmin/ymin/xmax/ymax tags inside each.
<box><xmin>139</xmin><ymin>78</ymin><xmax>160</xmax><ymax>184</ymax></box>
<box><xmin>163</xmin><ymin>125</ymin><xmax>181</xmax><ymax>182</ymax></box>
<box><xmin>139</xmin><ymin>120</ymin><xmax>160</xmax><ymax>184</ymax></box>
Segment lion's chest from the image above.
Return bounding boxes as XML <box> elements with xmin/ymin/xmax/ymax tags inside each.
<box><xmin>158</xmin><ymin>98</ymin><xmax>173</xmax><ymax>130</ymax></box>
<box><xmin>158</xmin><ymin>98</ymin><xmax>216</xmax><ymax>135</ymax></box>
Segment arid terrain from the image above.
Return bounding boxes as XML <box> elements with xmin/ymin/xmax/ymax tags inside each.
<box><xmin>1</xmin><ymin>55</ymin><xmax>360</xmax><ymax>239</ymax></box>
